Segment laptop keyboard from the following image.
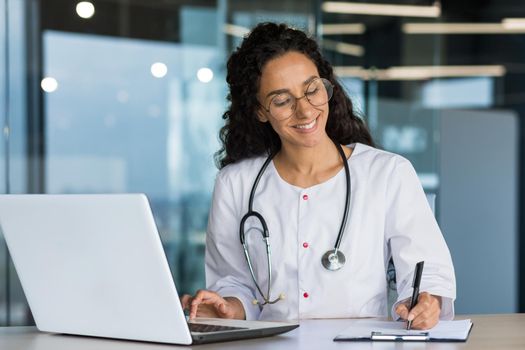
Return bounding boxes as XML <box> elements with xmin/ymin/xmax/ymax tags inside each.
<box><xmin>188</xmin><ymin>323</ymin><xmax>248</xmax><ymax>333</ymax></box>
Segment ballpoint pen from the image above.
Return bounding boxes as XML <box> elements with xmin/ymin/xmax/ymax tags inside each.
<box><xmin>406</xmin><ymin>261</ymin><xmax>424</xmax><ymax>330</ymax></box>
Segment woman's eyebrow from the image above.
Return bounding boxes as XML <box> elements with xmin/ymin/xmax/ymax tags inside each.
<box><xmin>302</xmin><ymin>75</ymin><xmax>318</xmax><ymax>86</ymax></box>
<box><xmin>265</xmin><ymin>75</ymin><xmax>318</xmax><ymax>99</ymax></box>
<box><xmin>265</xmin><ymin>88</ymin><xmax>289</xmax><ymax>99</ymax></box>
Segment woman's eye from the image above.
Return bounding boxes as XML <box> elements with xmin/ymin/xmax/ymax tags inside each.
<box><xmin>305</xmin><ymin>87</ymin><xmax>319</xmax><ymax>96</ymax></box>
<box><xmin>272</xmin><ymin>96</ymin><xmax>292</xmax><ymax>107</ymax></box>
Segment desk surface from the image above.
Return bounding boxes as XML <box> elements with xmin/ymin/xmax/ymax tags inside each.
<box><xmin>0</xmin><ymin>314</ymin><xmax>523</xmax><ymax>350</ymax></box>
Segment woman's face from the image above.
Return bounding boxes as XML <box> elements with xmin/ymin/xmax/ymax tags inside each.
<box><xmin>257</xmin><ymin>51</ymin><xmax>330</xmax><ymax>151</ymax></box>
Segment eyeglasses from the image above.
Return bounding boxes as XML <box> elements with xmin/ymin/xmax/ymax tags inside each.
<box><xmin>262</xmin><ymin>77</ymin><xmax>334</xmax><ymax>121</ymax></box>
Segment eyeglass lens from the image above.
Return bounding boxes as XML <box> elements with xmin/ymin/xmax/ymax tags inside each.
<box><xmin>268</xmin><ymin>78</ymin><xmax>333</xmax><ymax>120</ymax></box>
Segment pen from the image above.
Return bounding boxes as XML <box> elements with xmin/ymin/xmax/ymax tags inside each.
<box><xmin>406</xmin><ymin>261</ymin><xmax>424</xmax><ymax>330</ymax></box>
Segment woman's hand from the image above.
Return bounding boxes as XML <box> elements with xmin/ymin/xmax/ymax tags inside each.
<box><xmin>395</xmin><ymin>292</ymin><xmax>442</xmax><ymax>330</ymax></box>
<box><xmin>180</xmin><ymin>290</ymin><xmax>246</xmax><ymax>320</ymax></box>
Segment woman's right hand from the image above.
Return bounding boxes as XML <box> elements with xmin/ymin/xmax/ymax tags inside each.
<box><xmin>180</xmin><ymin>290</ymin><xmax>246</xmax><ymax>320</ymax></box>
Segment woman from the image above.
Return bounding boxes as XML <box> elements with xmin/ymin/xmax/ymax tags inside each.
<box><xmin>181</xmin><ymin>22</ymin><xmax>455</xmax><ymax>330</ymax></box>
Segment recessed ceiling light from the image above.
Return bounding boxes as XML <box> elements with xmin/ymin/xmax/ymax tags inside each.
<box><xmin>76</xmin><ymin>2</ymin><xmax>95</xmax><ymax>19</ymax></box>
<box><xmin>151</xmin><ymin>62</ymin><xmax>168</xmax><ymax>78</ymax></box>
<box><xmin>197</xmin><ymin>68</ymin><xmax>214</xmax><ymax>83</ymax></box>
<box><xmin>41</xmin><ymin>77</ymin><xmax>58</xmax><ymax>92</ymax></box>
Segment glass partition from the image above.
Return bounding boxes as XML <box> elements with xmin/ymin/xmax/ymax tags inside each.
<box><xmin>1</xmin><ymin>0</ymin><xmax>33</xmax><ymax>326</ymax></box>
<box><xmin>0</xmin><ymin>0</ymin><xmax>7</xmax><ymax>327</ymax></box>
<box><xmin>40</xmin><ymin>0</ymin><xmax>317</xmax><ymax>307</ymax></box>
<box><xmin>319</xmin><ymin>2</ymin><xmax>517</xmax><ymax>314</ymax></box>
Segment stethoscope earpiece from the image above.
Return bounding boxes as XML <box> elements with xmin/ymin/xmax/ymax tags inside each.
<box><xmin>252</xmin><ymin>293</ymin><xmax>285</xmax><ymax>306</ymax></box>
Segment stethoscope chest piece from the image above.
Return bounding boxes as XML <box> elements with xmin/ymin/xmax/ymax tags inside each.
<box><xmin>321</xmin><ymin>249</ymin><xmax>346</xmax><ymax>271</ymax></box>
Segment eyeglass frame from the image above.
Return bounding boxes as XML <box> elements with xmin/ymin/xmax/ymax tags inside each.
<box><xmin>258</xmin><ymin>77</ymin><xmax>334</xmax><ymax>121</ymax></box>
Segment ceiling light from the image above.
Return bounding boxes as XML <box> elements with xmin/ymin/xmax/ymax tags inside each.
<box><xmin>151</xmin><ymin>62</ymin><xmax>168</xmax><ymax>78</ymax></box>
<box><xmin>320</xmin><ymin>23</ymin><xmax>366</xmax><ymax>35</ymax></box>
<box><xmin>322</xmin><ymin>40</ymin><xmax>364</xmax><ymax>57</ymax></box>
<box><xmin>322</xmin><ymin>1</ymin><xmax>441</xmax><ymax>18</ymax></box>
<box><xmin>76</xmin><ymin>2</ymin><xmax>95</xmax><ymax>19</ymax></box>
<box><xmin>41</xmin><ymin>77</ymin><xmax>58</xmax><ymax>92</ymax></box>
<box><xmin>403</xmin><ymin>22</ymin><xmax>525</xmax><ymax>34</ymax></box>
<box><xmin>223</xmin><ymin>24</ymin><xmax>250</xmax><ymax>38</ymax></box>
<box><xmin>197</xmin><ymin>68</ymin><xmax>214</xmax><ymax>83</ymax></box>
<box><xmin>334</xmin><ymin>65</ymin><xmax>505</xmax><ymax>80</ymax></box>
<box><xmin>502</xmin><ymin>18</ymin><xmax>525</xmax><ymax>29</ymax></box>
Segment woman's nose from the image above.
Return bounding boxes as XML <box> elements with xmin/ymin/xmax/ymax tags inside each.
<box><xmin>294</xmin><ymin>96</ymin><xmax>316</xmax><ymax>119</ymax></box>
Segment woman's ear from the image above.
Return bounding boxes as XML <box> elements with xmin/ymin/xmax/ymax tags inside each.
<box><xmin>257</xmin><ymin>108</ymin><xmax>269</xmax><ymax>123</ymax></box>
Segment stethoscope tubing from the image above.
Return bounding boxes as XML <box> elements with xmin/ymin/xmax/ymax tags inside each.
<box><xmin>333</xmin><ymin>141</ymin><xmax>351</xmax><ymax>253</ymax></box>
<box><xmin>239</xmin><ymin>140</ymin><xmax>351</xmax><ymax>305</ymax></box>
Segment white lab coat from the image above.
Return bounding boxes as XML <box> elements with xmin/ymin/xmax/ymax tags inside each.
<box><xmin>205</xmin><ymin>143</ymin><xmax>456</xmax><ymax>321</ymax></box>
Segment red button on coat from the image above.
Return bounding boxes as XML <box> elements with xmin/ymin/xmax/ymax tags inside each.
<box><xmin>302</xmin><ymin>194</ymin><xmax>309</xmax><ymax>200</ymax></box>
<box><xmin>303</xmin><ymin>292</ymin><xmax>309</xmax><ymax>298</ymax></box>
<box><xmin>303</xmin><ymin>242</ymin><xmax>309</xmax><ymax>248</ymax></box>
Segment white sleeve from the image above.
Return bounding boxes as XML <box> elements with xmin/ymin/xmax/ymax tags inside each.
<box><xmin>385</xmin><ymin>157</ymin><xmax>456</xmax><ymax>321</ymax></box>
<box><xmin>205</xmin><ymin>173</ymin><xmax>262</xmax><ymax>320</ymax></box>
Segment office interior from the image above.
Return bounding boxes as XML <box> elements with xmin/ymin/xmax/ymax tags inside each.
<box><xmin>0</xmin><ymin>0</ymin><xmax>523</xmax><ymax>326</ymax></box>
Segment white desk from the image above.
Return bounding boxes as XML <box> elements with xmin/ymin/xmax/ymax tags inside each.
<box><xmin>0</xmin><ymin>314</ymin><xmax>523</xmax><ymax>350</ymax></box>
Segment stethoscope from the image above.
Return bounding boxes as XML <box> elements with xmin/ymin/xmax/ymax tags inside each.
<box><xmin>239</xmin><ymin>140</ymin><xmax>351</xmax><ymax>306</ymax></box>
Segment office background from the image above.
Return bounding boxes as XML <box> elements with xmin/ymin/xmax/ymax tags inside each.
<box><xmin>0</xmin><ymin>0</ymin><xmax>523</xmax><ymax>326</ymax></box>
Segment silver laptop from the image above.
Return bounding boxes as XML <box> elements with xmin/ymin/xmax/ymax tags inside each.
<box><xmin>0</xmin><ymin>194</ymin><xmax>298</xmax><ymax>345</ymax></box>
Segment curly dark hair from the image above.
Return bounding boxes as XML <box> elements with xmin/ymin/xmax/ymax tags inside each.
<box><xmin>215</xmin><ymin>22</ymin><xmax>374</xmax><ymax>169</ymax></box>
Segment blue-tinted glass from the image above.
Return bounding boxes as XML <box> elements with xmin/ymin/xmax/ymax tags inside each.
<box><xmin>0</xmin><ymin>0</ymin><xmax>7</xmax><ymax>326</ymax></box>
<box><xmin>43</xmin><ymin>28</ymin><xmax>226</xmax><ymax>293</ymax></box>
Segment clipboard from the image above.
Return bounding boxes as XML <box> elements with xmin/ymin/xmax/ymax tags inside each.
<box><xmin>370</xmin><ymin>331</ymin><xmax>430</xmax><ymax>341</ymax></box>
<box><xmin>333</xmin><ymin>319</ymin><xmax>473</xmax><ymax>342</ymax></box>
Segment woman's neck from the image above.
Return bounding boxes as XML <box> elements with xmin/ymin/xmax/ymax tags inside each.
<box><xmin>273</xmin><ymin>138</ymin><xmax>351</xmax><ymax>188</ymax></box>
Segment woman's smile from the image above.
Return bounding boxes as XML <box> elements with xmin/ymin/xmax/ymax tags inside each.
<box><xmin>291</xmin><ymin>116</ymin><xmax>319</xmax><ymax>133</ymax></box>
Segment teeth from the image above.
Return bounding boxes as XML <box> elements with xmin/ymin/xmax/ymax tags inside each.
<box><xmin>295</xmin><ymin>119</ymin><xmax>316</xmax><ymax>129</ymax></box>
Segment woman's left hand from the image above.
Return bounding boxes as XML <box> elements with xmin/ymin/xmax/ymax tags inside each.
<box><xmin>395</xmin><ymin>292</ymin><xmax>442</xmax><ymax>330</ymax></box>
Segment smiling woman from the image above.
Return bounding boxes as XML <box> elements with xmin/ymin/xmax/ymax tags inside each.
<box><xmin>215</xmin><ymin>23</ymin><xmax>373</xmax><ymax>168</ymax></box>
<box><xmin>181</xmin><ymin>22</ymin><xmax>456</xmax><ymax>330</ymax></box>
